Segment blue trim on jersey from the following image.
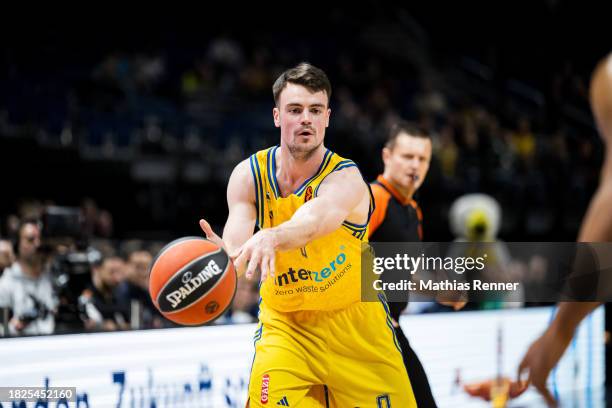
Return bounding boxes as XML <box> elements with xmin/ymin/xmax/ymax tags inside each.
<box><xmin>253</xmin><ymin>325</ymin><xmax>263</xmax><ymax>341</ymax></box>
<box><xmin>366</xmin><ymin>182</ymin><xmax>375</xmax><ymax>225</ymax></box>
<box><xmin>334</xmin><ymin>163</ymin><xmax>357</xmax><ymax>172</ymax></box>
<box><xmin>313</xmin><ymin>160</ymin><xmax>356</xmax><ymax>195</ymax></box>
<box><xmin>341</xmin><ymin>222</ymin><xmax>367</xmax><ymax>241</ymax></box>
<box><xmin>272</xmin><ymin>146</ymin><xmax>280</xmax><ymax>197</ymax></box>
<box><xmin>378</xmin><ymin>293</ymin><xmax>402</xmax><ymax>353</ymax></box>
<box><xmin>344</xmin><ymin>219</ymin><xmax>368</xmax><ymax>228</ymax></box>
<box><xmin>294</xmin><ymin>149</ymin><xmax>333</xmax><ymax>196</ymax></box>
<box><xmin>249</xmin><ymin>155</ymin><xmax>262</xmax><ymax>228</ymax></box>
<box><xmin>266</xmin><ymin>147</ymin><xmax>276</xmax><ymax>198</ymax></box>
<box><xmin>377</xmin><ymin>394</ymin><xmax>391</xmax><ymax>408</ymax></box>
<box><xmin>266</xmin><ymin>146</ymin><xmax>281</xmax><ymax>199</ymax></box>
<box><xmin>312</xmin><ymin>159</ymin><xmax>350</xmax><ymax>196</ymax></box>
<box><xmin>254</xmin><ymin>156</ymin><xmax>265</xmax><ymax>228</ymax></box>
<box><xmin>314</xmin><ymin>159</ymin><xmax>376</xmax><ymax>234</ymax></box>
<box><xmin>342</xmin><ymin>222</ymin><xmax>362</xmax><ymax>232</ymax></box>
<box><xmin>247</xmin><ymin>322</ymin><xmax>264</xmax><ymax>399</ymax></box>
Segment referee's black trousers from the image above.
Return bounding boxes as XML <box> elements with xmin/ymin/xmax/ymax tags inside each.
<box><xmin>394</xmin><ymin>325</ymin><xmax>438</xmax><ymax>408</ymax></box>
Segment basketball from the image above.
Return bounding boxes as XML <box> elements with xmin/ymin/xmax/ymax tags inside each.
<box><xmin>148</xmin><ymin>237</ymin><xmax>237</xmax><ymax>325</ymax></box>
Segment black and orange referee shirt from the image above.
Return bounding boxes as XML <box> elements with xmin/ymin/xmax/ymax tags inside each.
<box><xmin>369</xmin><ymin>175</ymin><xmax>423</xmax><ymax>243</ymax></box>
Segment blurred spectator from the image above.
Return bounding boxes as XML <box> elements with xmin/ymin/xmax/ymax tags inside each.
<box><xmin>207</xmin><ymin>35</ymin><xmax>244</xmax><ymax>71</ymax></box>
<box><xmin>240</xmin><ymin>48</ymin><xmax>271</xmax><ymax>97</ymax></box>
<box><xmin>510</xmin><ymin>117</ymin><xmax>536</xmax><ymax>161</ymax></box>
<box><xmin>116</xmin><ymin>243</ymin><xmax>165</xmax><ymax>329</ymax></box>
<box><xmin>133</xmin><ymin>53</ymin><xmax>166</xmax><ymax>94</ymax></box>
<box><xmin>0</xmin><ymin>239</ymin><xmax>15</xmax><ymax>275</ymax></box>
<box><xmin>4</xmin><ymin>215</ymin><xmax>21</xmax><ymax>242</ymax></box>
<box><xmin>0</xmin><ymin>220</ymin><xmax>57</xmax><ymax>336</ymax></box>
<box><xmin>435</xmin><ymin>124</ymin><xmax>458</xmax><ymax>179</ymax></box>
<box><xmin>79</xmin><ymin>247</ymin><xmax>129</xmax><ymax>331</ymax></box>
<box><xmin>81</xmin><ymin>198</ymin><xmax>114</xmax><ymax>239</ymax></box>
<box><xmin>414</xmin><ymin>77</ymin><xmax>447</xmax><ymax>117</ymax></box>
<box><xmin>17</xmin><ymin>199</ymin><xmax>45</xmax><ymax>221</ymax></box>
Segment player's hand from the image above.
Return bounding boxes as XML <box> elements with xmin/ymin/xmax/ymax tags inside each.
<box><xmin>517</xmin><ymin>325</ymin><xmax>573</xmax><ymax>407</ymax></box>
<box><xmin>199</xmin><ymin>219</ymin><xmax>226</xmax><ymax>252</ymax></box>
<box><xmin>232</xmin><ymin>229</ymin><xmax>277</xmax><ymax>282</ymax></box>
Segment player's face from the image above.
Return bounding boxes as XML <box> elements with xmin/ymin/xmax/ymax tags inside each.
<box><xmin>383</xmin><ymin>133</ymin><xmax>432</xmax><ymax>192</ymax></box>
<box><xmin>273</xmin><ymin>83</ymin><xmax>331</xmax><ymax>160</ymax></box>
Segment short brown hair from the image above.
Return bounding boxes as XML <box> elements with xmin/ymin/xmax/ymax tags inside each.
<box><xmin>272</xmin><ymin>62</ymin><xmax>332</xmax><ymax>106</ymax></box>
<box><xmin>385</xmin><ymin>121</ymin><xmax>431</xmax><ymax>150</ymax></box>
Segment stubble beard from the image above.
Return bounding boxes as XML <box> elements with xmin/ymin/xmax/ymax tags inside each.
<box><xmin>287</xmin><ymin>138</ymin><xmax>323</xmax><ymax>161</ymax></box>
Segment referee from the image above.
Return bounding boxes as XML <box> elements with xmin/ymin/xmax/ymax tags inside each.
<box><xmin>369</xmin><ymin>121</ymin><xmax>437</xmax><ymax>408</ymax></box>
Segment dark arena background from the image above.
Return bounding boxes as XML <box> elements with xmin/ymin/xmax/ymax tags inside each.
<box><xmin>0</xmin><ymin>3</ymin><xmax>610</xmax><ymax>407</ymax></box>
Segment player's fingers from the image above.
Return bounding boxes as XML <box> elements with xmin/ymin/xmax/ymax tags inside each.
<box><xmin>269</xmin><ymin>252</ymin><xmax>276</xmax><ymax>278</ymax></box>
<box><xmin>517</xmin><ymin>357</ymin><xmax>530</xmax><ymax>384</ymax></box>
<box><xmin>515</xmin><ymin>379</ymin><xmax>529</xmax><ymax>395</ymax></box>
<box><xmin>199</xmin><ymin>219</ymin><xmax>215</xmax><ymax>237</ymax></box>
<box><xmin>534</xmin><ymin>382</ymin><xmax>557</xmax><ymax>407</ymax></box>
<box><xmin>261</xmin><ymin>254</ymin><xmax>270</xmax><ymax>282</ymax></box>
<box><xmin>229</xmin><ymin>246</ymin><xmax>243</xmax><ymax>262</ymax></box>
<box><xmin>199</xmin><ymin>219</ymin><xmax>224</xmax><ymax>249</ymax></box>
<box><xmin>246</xmin><ymin>250</ymin><xmax>261</xmax><ymax>280</ymax></box>
<box><xmin>234</xmin><ymin>248</ymin><xmax>249</xmax><ymax>278</ymax></box>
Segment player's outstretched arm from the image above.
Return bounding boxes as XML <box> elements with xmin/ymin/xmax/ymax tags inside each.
<box><xmin>516</xmin><ymin>177</ymin><xmax>609</xmax><ymax>405</ymax></box>
<box><xmin>234</xmin><ymin>166</ymin><xmax>368</xmax><ymax>281</ymax></box>
<box><xmin>517</xmin><ymin>301</ymin><xmax>600</xmax><ymax>407</ymax></box>
<box><xmin>200</xmin><ymin>159</ymin><xmax>257</xmax><ymax>277</ymax></box>
<box><xmin>578</xmin><ymin>182</ymin><xmax>612</xmax><ymax>242</ymax></box>
<box><xmin>273</xmin><ymin>167</ymin><xmax>367</xmax><ymax>250</ymax></box>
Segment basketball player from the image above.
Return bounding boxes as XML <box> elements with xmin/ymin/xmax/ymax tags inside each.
<box><xmin>517</xmin><ymin>53</ymin><xmax>612</xmax><ymax>406</ymax></box>
<box><xmin>369</xmin><ymin>122</ymin><xmax>438</xmax><ymax>407</ymax></box>
<box><xmin>200</xmin><ymin>63</ymin><xmax>417</xmax><ymax>407</ymax></box>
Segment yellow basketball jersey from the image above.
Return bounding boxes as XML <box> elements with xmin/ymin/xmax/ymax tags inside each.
<box><xmin>249</xmin><ymin>146</ymin><xmax>373</xmax><ymax>312</ymax></box>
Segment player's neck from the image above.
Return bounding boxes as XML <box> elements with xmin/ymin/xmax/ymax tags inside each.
<box><xmin>276</xmin><ymin>144</ymin><xmax>326</xmax><ymax>194</ymax></box>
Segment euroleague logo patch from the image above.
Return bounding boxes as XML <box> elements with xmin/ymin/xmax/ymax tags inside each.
<box><xmin>304</xmin><ymin>185</ymin><xmax>313</xmax><ymax>202</ymax></box>
<box><xmin>261</xmin><ymin>374</ymin><xmax>270</xmax><ymax>404</ymax></box>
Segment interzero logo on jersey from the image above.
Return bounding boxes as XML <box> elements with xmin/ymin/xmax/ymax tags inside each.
<box><xmin>275</xmin><ymin>248</ymin><xmax>348</xmax><ymax>286</ymax></box>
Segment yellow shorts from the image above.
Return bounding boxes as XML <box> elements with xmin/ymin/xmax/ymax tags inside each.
<box><xmin>247</xmin><ymin>297</ymin><xmax>417</xmax><ymax>407</ymax></box>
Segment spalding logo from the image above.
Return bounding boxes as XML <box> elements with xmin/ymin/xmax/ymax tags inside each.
<box><xmin>156</xmin><ymin>249</ymin><xmax>229</xmax><ymax>312</ymax></box>
<box><xmin>181</xmin><ymin>271</ymin><xmax>193</xmax><ymax>284</ymax></box>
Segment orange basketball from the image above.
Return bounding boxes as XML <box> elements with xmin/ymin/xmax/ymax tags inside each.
<box><xmin>148</xmin><ymin>237</ymin><xmax>236</xmax><ymax>325</ymax></box>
